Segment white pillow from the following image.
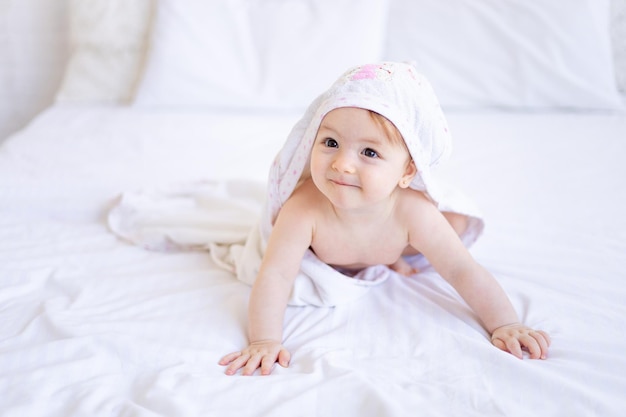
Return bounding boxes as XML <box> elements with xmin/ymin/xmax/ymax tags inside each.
<box><xmin>133</xmin><ymin>0</ymin><xmax>388</xmax><ymax>109</ymax></box>
<box><xmin>55</xmin><ymin>0</ymin><xmax>154</xmax><ymax>103</ymax></box>
<box><xmin>611</xmin><ymin>0</ymin><xmax>626</xmax><ymax>93</ymax></box>
<box><xmin>384</xmin><ymin>0</ymin><xmax>624</xmax><ymax>110</ymax></box>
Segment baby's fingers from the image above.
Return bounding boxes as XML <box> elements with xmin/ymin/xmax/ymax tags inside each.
<box><xmin>519</xmin><ymin>333</ymin><xmax>543</xmax><ymax>359</ymax></box>
<box><xmin>536</xmin><ymin>330</ymin><xmax>551</xmax><ymax>347</ymax></box>
<box><xmin>502</xmin><ymin>337</ymin><xmax>524</xmax><ymax>359</ymax></box>
<box><xmin>516</xmin><ymin>330</ymin><xmax>551</xmax><ymax>360</ymax></box>
<box><xmin>492</xmin><ymin>331</ymin><xmax>551</xmax><ymax>360</ymax></box>
<box><xmin>259</xmin><ymin>348</ymin><xmax>291</xmax><ymax>375</ymax></box>
<box><xmin>260</xmin><ymin>355</ymin><xmax>276</xmax><ymax>375</ymax></box>
<box><xmin>278</xmin><ymin>348</ymin><xmax>291</xmax><ymax>368</ymax></box>
<box><xmin>491</xmin><ymin>327</ymin><xmax>525</xmax><ymax>359</ymax></box>
<box><xmin>527</xmin><ymin>330</ymin><xmax>550</xmax><ymax>359</ymax></box>
<box><xmin>491</xmin><ymin>337</ymin><xmax>507</xmax><ymax>353</ymax></box>
<box><xmin>224</xmin><ymin>353</ymin><xmax>251</xmax><ymax>376</ymax></box>
<box><xmin>242</xmin><ymin>353</ymin><xmax>263</xmax><ymax>376</ymax></box>
<box><xmin>219</xmin><ymin>351</ymin><xmax>241</xmax><ymax>366</ymax></box>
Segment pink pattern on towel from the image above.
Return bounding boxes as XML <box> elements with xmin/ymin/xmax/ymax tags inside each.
<box><xmin>350</xmin><ymin>64</ymin><xmax>380</xmax><ymax>80</ymax></box>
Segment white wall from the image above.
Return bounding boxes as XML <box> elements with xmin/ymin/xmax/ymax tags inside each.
<box><xmin>0</xmin><ymin>0</ymin><xmax>68</xmax><ymax>142</ymax></box>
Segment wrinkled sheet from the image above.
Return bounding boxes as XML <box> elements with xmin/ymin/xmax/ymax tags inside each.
<box><xmin>1</xmin><ymin>105</ymin><xmax>625</xmax><ymax>416</ymax></box>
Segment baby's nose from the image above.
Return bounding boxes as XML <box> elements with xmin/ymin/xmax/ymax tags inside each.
<box><xmin>331</xmin><ymin>153</ymin><xmax>356</xmax><ymax>173</ymax></box>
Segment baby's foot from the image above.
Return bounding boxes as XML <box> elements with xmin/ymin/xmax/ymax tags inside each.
<box><xmin>388</xmin><ymin>257</ymin><xmax>418</xmax><ymax>276</ymax></box>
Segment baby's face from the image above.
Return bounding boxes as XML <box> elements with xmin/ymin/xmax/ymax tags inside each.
<box><xmin>310</xmin><ymin>107</ymin><xmax>416</xmax><ymax>209</ymax></box>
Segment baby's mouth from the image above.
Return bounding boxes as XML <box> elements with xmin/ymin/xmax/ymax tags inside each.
<box><xmin>330</xmin><ymin>178</ymin><xmax>358</xmax><ymax>187</ymax></box>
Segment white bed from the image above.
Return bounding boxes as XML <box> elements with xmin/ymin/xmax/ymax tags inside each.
<box><xmin>1</xmin><ymin>1</ymin><xmax>626</xmax><ymax>416</ymax></box>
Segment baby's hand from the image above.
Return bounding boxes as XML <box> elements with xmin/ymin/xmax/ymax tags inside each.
<box><xmin>490</xmin><ymin>323</ymin><xmax>551</xmax><ymax>360</ymax></box>
<box><xmin>219</xmin><ymin>340</ymin><xmax>290</xmax><ymax>376</ymax></box>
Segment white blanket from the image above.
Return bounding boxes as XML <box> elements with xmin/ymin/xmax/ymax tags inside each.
<box><xmin>108</xmin><ymin>63</ymin><xmax>485</xmax><ymax>306</ymax></box>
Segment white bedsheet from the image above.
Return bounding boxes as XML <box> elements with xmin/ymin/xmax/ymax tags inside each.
<box><xmin>1</xmin><ymin>105</ymin><xmax>625</xmax><ymax>416</ymax></box>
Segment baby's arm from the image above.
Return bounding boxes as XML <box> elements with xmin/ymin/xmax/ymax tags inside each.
<box><xmin>447</xmin><ymin>259</ymin><xmax>550</xmax><ymax>359</ymax></box>
<box><xmin>408</xmin><ymin>202</ymin><xmax>550</xmax><ymax>359</ymax></box>
<box><xmin>219</xmin><ymin>198</ymin><xmax>313</xmax><ymax>375</ymax></box>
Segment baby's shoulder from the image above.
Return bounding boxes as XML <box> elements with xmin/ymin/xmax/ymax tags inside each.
<box><xmin>281</xmin><ymin>178</ymin><xmax>323</xmax><ymax>215</ymax></box>
<box><xmin>286</xmin><ymin>178</ymin><xmax>318</xmax><ymax>202</ymax></box>
<box><xmin>398</xmin><ymin>187</ymin><xmax>433</xmax><ymax>207</ymax></box>
<box><xmin>396</xmin><ymin>188</ymin><xmax>441</xmax><ymax>222</ymax></box>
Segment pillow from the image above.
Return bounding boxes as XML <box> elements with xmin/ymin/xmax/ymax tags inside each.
<box><xmin>384</xmin><ymin>0</ymin><xmax>624</xmax><ymax>110</ymax></box>
<box><xmin>133</xmin><ymin>0</ymin><xmax>389</xmax><ymax>109</ymax></box>
<box><xmin>55</xmin><ymin>0</ymin><xmax>154</xmax><ymax>103</ymax></box>
<box><xmin>0</xmin><ymin>0</ymin><xmax>68</xmax><ymax>141</ymax></box>
<box><xmin>611</xmin><ymin>0</ymin><xmax>626</xmax><ymax>93</ymax></box>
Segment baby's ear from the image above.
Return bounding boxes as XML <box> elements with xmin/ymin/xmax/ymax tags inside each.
<box><xmin>398</xmin><ymin>161</ymin><xmax>417</xmax><ymax>188</ymax></box>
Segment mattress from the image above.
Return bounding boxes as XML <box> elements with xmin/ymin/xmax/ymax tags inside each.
<box><xmin>1</xmin><ymin>105</ymin><xmax>625</xmax><ymax>416</ymax></box>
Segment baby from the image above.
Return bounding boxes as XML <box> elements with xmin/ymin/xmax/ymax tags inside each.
<box><xmin>219</xmin><ymin>62</ymin><xmax>550</xmax><ymax>376</ymax></box>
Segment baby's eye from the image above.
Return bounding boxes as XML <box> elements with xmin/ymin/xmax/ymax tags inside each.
<box><xmin>362</xmin><ymin>148</ymin><xmax>379</xmax><ymax>158</ymax></box>
<box><xmin>323</xmin><ymin>138</ymin><xmax>338</xmax><ymax>148</ymax></box>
